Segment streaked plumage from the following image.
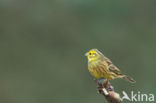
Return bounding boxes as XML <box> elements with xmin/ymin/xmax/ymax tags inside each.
<box><xmin>85</xmin><ymin>49</ymin><xmax>135</xmax><ymax>83</ymax></box>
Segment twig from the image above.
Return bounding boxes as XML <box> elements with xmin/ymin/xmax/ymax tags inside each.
<box><xmin>95</xmin><ymin>79</ymin><xmax>122</xmax><ymax>103</ymax></box>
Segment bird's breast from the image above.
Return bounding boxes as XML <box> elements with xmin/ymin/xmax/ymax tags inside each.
<box><xmin>88</xmin><ymin>61</ymin><xmax>113</xmax><ymax>80</ymax></box>
<box><xmin>88</xmin><ymin>62</ymin><xmax>104</xmax><ymax>79</ymax></box>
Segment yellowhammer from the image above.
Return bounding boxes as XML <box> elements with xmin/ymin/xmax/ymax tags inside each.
<box><xmin>85</xmin><ymin>49</ymin><xmax>136</xmax><ymax>83</ymax></box>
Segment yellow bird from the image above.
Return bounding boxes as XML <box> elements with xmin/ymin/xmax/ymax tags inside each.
<box><xmin>85</xmin><ymin>49</ymin><xmax>136</xmax><ymax>83</ymax></box>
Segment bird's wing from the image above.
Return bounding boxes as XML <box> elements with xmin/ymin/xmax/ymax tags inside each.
<box><xmin>108</xmin><ymin>64</ymin><xmax>121</xmax><ymax>75</ymax></box>
<box><xmin>103</xmin><ymin>55</ymin><xmax>112</xmax><ymax>64</ymax></box>
<box><xmin>102</xmin><ymin>55</ymin><xmax>121</xmax><ymax>75</ymax></box>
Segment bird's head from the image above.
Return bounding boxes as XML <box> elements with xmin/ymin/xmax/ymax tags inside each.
<box><xmin>85</xmin><ymin>49</ymin><xmax>103</xmax><ymax>62</ymax></box>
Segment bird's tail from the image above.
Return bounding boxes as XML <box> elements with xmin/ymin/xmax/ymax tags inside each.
<box><xmin>121</xmin><ymin>75</ymin><xmax>136</xmax><ymax>83</ymax></box>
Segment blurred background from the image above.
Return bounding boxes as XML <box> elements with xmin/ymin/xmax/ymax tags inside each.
<box><xmin>0</xmin><ymin>0</ymin><xmax>156</xmax><ymax>103</ymax></box>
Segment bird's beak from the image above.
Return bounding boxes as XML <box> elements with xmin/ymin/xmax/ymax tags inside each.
<box><xmin>85</xmin><ymin>52</ymin><xmax>88</xmax><ymax>56</ymax></box>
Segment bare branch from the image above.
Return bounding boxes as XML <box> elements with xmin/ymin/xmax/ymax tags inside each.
<box><xmin>95</xmin><ymin>79</ymin><xmax>122</xmax><ymax>103</ymax></box>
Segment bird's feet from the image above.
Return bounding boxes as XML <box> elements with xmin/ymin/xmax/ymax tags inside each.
<box><xmin>96</xmin><ymin>78</ymin><xmax>114</xmax><ymax>92</ymax></box>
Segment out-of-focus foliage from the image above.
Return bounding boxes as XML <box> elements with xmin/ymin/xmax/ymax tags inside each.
<box><xmin>0</xmin><ymin>0</ymin><xmax>156</xmax><ymax>103</ymax></box>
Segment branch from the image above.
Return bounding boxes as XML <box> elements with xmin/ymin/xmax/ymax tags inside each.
<box><xmin>95</xmin><ymin>79</ymin><xmax>122</xmax><ymax>103</ymax></box>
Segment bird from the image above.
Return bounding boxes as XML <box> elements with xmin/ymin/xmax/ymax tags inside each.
<box><xmin>85</xmin><ymin>48</ymin><xmax>136</xmax><ymax>84</ymax></box>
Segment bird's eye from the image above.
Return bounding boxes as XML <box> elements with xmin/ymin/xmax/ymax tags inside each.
<box><xmin>89</xmin><ymin>53</ymin><xmax>92</xmax><ymax>55</ymax></box>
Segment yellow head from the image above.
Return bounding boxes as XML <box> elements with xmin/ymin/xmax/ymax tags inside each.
<box><xmin>85</xmin><ymin>49</ymin><xmax>103</xmax><ymax>62</ymax></box>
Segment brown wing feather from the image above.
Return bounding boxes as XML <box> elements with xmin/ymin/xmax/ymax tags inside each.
<box><xmin>102</xmin><ymin>55</ymin><xmax>121</xmax><ymax>75</ymax></box>
<box><xmin>108</xmin><ymin>64</ymin><xmax>121</xmax><ymax>75</ymax></box>
<box><xmin>102</xmin><ymin>56</ymin><xmax>118</xmax><ymax>73</ymax></box>
<box><xmin>102</xmin><ymin>55</ymin><xmax>112</xmax><ymax>64</ymax></box>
